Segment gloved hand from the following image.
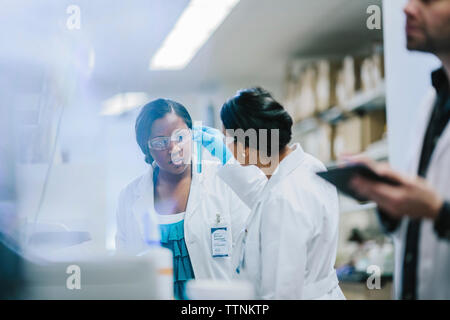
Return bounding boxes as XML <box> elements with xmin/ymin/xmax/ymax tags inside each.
<box><xmin>192</xmin><ymin>126</ymin><xmax>232</xmax><ymax>165</ymax></box>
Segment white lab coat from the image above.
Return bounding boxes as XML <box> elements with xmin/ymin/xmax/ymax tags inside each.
<box><xmin>389</xmin><ymin>88</ymin><xmax>450</xmax><ymax>299</ymax></box>
<box><xmin>218</xmin><ymin>143</ymin><xmax>345</xmax><ymax>299</ymax></box>
<box><xmin>115</xmin><ymin>152</ymin><xmax>250</xmax><ymax>281</ymax></box>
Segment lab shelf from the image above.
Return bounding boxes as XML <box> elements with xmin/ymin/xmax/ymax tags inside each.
<box><xmin>292</xmin><ymin>81</ymin><xmax>386</xmax><ymax>133</ymax></box>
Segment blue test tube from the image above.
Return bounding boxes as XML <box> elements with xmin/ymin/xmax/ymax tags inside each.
<box><xmin>197</xmin><ymin>140</ymin><xmax>202</xmax><ymax>173</ymax></box>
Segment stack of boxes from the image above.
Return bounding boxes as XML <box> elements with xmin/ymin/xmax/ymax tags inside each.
<box><xmin>333</xmin><ymin>110</ymin><xmax>386</xmax><ymax>159</ymax></box>
<box><xmin>284</xmin><ymin>52</ymin><xmax>386</xmax><ymax>164</ymax></box>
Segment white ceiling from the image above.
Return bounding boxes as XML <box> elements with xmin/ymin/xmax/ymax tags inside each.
<box><xmin>0</xmin><ymin>0</ymin><xmax>383</xmax><ymax>99</ymax></box>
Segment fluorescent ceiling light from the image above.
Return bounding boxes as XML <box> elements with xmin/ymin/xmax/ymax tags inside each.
<box><xmin>150</xmin><ymin>0</ymin><xmax>240</xmax><ymax>70</ymax></box>
<box><xmin>101</xmin><ymin>92</ymin><xmax>150</xmax><ymax>116</ymax></box>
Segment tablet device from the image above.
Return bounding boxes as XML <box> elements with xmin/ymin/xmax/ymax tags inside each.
<box><xmin>316</xmin><ymin>163</ymin><xmax>399</xmax><ymax>202</ymax></box>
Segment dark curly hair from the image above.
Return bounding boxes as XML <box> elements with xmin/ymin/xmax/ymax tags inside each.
<box><xmin>220</xmin><ymin>87</ymin><xmax>293</xmax><ymax>156</ymax></box>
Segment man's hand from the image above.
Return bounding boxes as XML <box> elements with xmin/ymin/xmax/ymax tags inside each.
<box><xmin>344</xmin><ymin>156</ymin><xmax>444</xmax><ymax>220</ymax></box>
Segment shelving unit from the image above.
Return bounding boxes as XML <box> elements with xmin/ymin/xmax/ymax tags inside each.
<box><xmin>277</xmin><ymin>2</ymin><xmax>390</xmax><ymax>296</ymax></box>
<box><xmin>291</xmin><ymin>83</ymin><xmax>388</xmax><ymax>214</ymax></box>
<box><xmin>292</xmin><ymin>81</ymin><xmax>386</xmax><ymax>139</ymax></box>
<box><xmin>291</xmin><ymin>82</ymin><xmax>388</xmax><ymax>215</ymax></box>
<box><xmin>290</xmin><ymin>81</ymin><xmax>387</xmax><ymax>167</ymax></box>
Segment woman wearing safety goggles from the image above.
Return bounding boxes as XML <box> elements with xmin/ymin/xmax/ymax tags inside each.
<box><xmin>115</xmin><ymin>98</ymin><xmax>250</xmax><ymax>299</ymax></box>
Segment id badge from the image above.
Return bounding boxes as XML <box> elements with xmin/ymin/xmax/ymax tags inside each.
<box><xmin>211</xmin><ymin>226</ymin><xmax>229</xmax><ymax>257</ymax></box>
<box><xmin>211</xmin><ymin>213</ymin><xmax>230</xmax><ymax>257</ymax></box>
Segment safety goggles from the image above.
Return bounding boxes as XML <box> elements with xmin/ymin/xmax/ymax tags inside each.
<box><xmin>148</xmin><ymin>128</ymin><xmax>192</xmax><ymax>151</ymax></box>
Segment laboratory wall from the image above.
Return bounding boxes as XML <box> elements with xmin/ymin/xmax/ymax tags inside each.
<box><xmin>382</xmin><ymin>0</ymin><xmax>441</xmax><ymax>170</ymax></box>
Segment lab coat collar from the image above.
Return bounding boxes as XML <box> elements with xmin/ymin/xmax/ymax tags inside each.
<box><xmin>132</xmin><ymin>165</ymin><xmax>156</xmax><ymax>241</ymax></box>
<box><xmin>133</xmin><ymin>155</ymin><xmax>206</xmax><ymax>238</ymax></box>
<box><xmin>134</xmin><ymin>155</ymin><xmax>205</xmax><ymax>198</ymax></box>
<box><xmin>135</xmin><ymin>164</ymin><xmax>155</xmax><ymax>198</ymax></box>
<box><xmin>264</xmin><ymin>143</ymin><xmax>306</xmax><ymax>192</ymax></box>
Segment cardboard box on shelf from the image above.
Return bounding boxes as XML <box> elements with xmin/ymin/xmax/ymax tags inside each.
<box><xmin>373</xmin><ymin>52</ymin><xmax>385</xmax><ymax>81</ymax></box>
<box><xmin>361</xmin><ymin>58</ymin><xmax>373</xmax><ymax>92</ymax></box>
<box><xmin>332</xmin><ymin>110</ymin><xmax>386</xmax><ymax>159</ymax></box>
<box><xmin>283</xmin><ymin>77</ymin><xmax>298</xmax><ymax>120</ymax></box>
<box><xmin>361</xmin><ymin>109</ymin><xmax>386</xmax><ymax>148</ymax></box>
<box><xmin>315</xmin><ymin>60</ymin><xmax>340</xmax><ymax>112</ymax></box>
<box><xmin>335</xmin><ymin>56</ymin><xmax>365</xmax><ymax>108</ymax></box>
<box><xmin>294</xmin><ymin>65</ymin><xmax>317</xmax><ymax>121</ymax></box>
<box><xmin>299</xmin><ymin>123</ymin><xmax>333</xmax><ymax>163</ymax></box>
<box><xmin>361</xmin><ymin>53</ymin><xmax>384</xmax><ymax>92</ymax></box>
<box><xmin>333</xmin><ymin>116</ymin><xmax>364</xmax><ymax>159</ymax></box>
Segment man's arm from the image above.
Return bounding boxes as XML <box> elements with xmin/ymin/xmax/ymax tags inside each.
<box><xmin>347</xmin><ymin>159</ymin><xmax>450</xmax><ymax>241</ymax></box>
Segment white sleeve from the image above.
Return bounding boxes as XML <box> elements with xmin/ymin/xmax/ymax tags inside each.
<box><xmin>259</xmin><ymin>197</ymin><xmax>311</xmax><ymax>299</ymax></box>
<box><xmin>217</xmin><ymin>159</ymin><xmax>268</xmax><ymax>209</ymax></box>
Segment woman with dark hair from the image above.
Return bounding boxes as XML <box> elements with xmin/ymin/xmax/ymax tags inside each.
<box><xmin>195</xmin><ymin>87</ymin><xmax>345</xmax><ymax>299</ymax></box>
<box><xmin>115</xmin><ymin>99</ymin><xmax>249</xmax><ymax>299</ymax></box>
